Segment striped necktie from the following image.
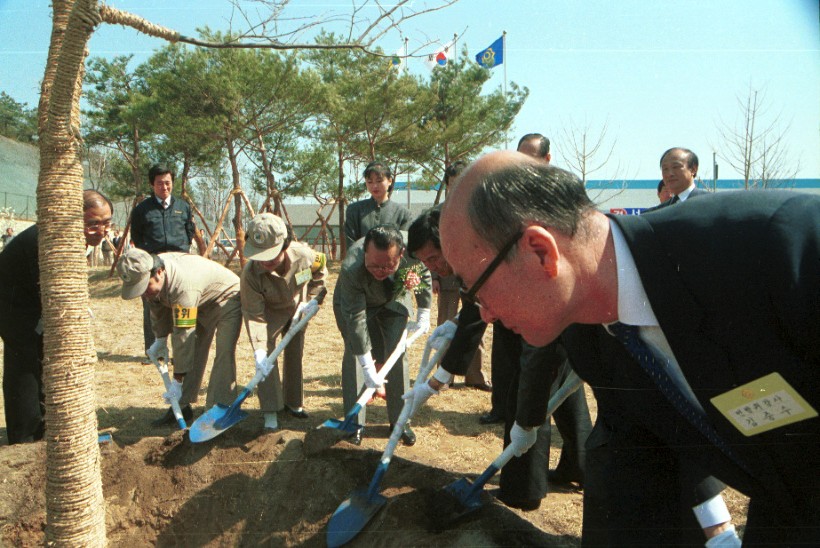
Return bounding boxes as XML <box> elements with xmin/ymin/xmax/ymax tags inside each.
<box><xmin>608</xmin><ymin>322</ymin><xmax>750</xmax><ymax>475</ymax></box>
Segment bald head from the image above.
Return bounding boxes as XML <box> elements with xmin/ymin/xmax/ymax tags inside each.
<box><xmin>442</xmin><ymin>150</ymin><xmax>592</xmax><ymax>255</ymax></box>
<box><xmin>439</xmin><ymin>151</ymin><xmax>604</xmax><ymax>346</ymax></box>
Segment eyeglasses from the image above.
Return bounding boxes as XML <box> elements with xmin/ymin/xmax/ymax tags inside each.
<box><xmin>365</xmin><ymin>259</ymin><xmax>400</xmax><ymax>274</ymax></box>
<box><xmin>459</xmin><ymin>231</ymin><xmax>523</xmax><ymax>307</ymax></box>
<box><xmin>84</xmin><ymin>219</ymin><xmax>113</xmax><ymax>233</ymax></box>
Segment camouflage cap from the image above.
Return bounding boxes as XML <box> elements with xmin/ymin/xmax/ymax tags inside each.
<box><xmin>117</xmin><ymin>248</ymin><xmax>154</xmax><ymax>299</ymax></box>
<box><xmin>244</xmin><ymin>213</ymin><xmax>288</xmax><ymax>261</ymax></box>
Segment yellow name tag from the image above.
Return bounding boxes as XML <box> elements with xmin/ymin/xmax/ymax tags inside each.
<box><xmin>173</xmin><ymin>304</ymin><xmax>197</xmax><ymax>328</ymax></box>
<box><xmin>295</xmin><ymin>268</ymin><xmax>311</xmax><ymax>286</ymax></box>
<box><xmin>312</xmin><ymin>252</ymin><xmax>327</xmax><ymax>272</ymax></box>
<box><xmin>710</xmin><ymin>372</ymin><xmax>817</xmax><ymax>437</ymax></box>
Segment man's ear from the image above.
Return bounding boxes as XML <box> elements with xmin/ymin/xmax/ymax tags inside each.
<box><xmin>521</xmin><ymin>225</ymin><xmax>559</xmax><ymax>278</ymax></box>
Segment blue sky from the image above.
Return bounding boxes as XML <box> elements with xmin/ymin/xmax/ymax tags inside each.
<box><xmin>1</xmin><ymin>0</ymin><xmax>818</xmax><ymax>180</ymax></box>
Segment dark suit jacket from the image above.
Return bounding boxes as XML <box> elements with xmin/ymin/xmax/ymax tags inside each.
<box><xmin>643</xmin><ymin>185</ymin><xmax>709</xmax><ymax>213</ymax></box>
<box><xmin>565</xmin><ymin>190</ymin><xmax>820</xmax><ymax>545</ymax></box>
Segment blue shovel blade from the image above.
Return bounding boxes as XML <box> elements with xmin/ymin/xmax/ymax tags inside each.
<box><xmin>443</xmin><ymin>478</ymin><xmax>484</xmax><ymax>514</ymax></box>
<box><xmin>320</xmin><ymin>417</ymin><xmax>363</xmax><ymax>433</ymax></box>
<box><xmin>327</xmin><ymin>489</ymin><xmax>388</xmax><ymax>548</ymax></box>
<box><xmin>189</xmin><ymin>403</ymin><xmax>248</xmax><ymax>443</ymax></box>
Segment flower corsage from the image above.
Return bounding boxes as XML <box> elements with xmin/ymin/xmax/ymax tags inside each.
<box><xmin>393</xmin><ymin>263</ymin><xmax>429</xmax><ymax>298</ymax></box>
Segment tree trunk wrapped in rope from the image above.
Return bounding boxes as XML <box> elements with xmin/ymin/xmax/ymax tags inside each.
<box><xmin>37</xmin><ymin>0</ymin><xmax>106</xmax><ymax>545</ymax></box>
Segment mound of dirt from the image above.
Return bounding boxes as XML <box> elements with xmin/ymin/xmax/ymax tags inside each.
<box><xmin>0</xmin><ymin>425</ymin><xmax>577</xmax><ymax>546</ymax></box>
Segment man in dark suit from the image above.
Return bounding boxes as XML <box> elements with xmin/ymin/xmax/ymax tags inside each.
<box><xmin>407</xmin><ymin>206</ymin><xmax>562</xmax><ymax>511</ymax></box>
<box><xmin>645</xmin><ymin>147</ymin><xmax>708</xmax><ymax>212</ymax></box>
<box><xmin>131</xmin><ymin>163</ymin><xmax>195</xmax><ymax>367</ymax></box>
<box><xmin>440</xmin><ymin>151</ymin><xmax>818</xmax><ymax>545</ymax></box>
<box><xmin>517</xmin><ymin>132</ymin><xmax>593</xmax><ymax>490</ymax></box>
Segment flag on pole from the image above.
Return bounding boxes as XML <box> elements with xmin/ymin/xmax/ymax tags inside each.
<box><xmin>475</xmin><ymin>36</ymin><xmax>504</xmax><ymax>69</ymax></box>
<box><xmin>425</xmin><ymin>40</ymin><xmax>455</xmax><ymax>70</ymax></box>
<box><xmin>389</xmin><ymin>47</ymin><xmax>404</xmax><ymax>71</ymax></box>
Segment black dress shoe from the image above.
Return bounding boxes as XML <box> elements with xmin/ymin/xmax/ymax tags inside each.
<box><xmin>548</xmin><ymin>469</ymin><xmax>584</xmax><ymax>489</ymax></box>
<box><xmin>479</xmin><ymin>411</ymin><xmax>505</xmax><ymax>425</ymax></box>
<box><xmin>465</xmin><ymin>381</ymin><xmax>493</xmax><ymax>392</ymax></box>
<box><xmin>285</xmin><ymin>406</ymin><xmax>309</xmax><ymax>419</ymax></box>
<box><xmin>392</xmin><ymin>423</ymin><xmax>416</xmax><ymax>446</ymax></box>
<box><xmin>151</xmin><ymin>404</ymin><xmax>193</xmax><ymax>427</ymax></box>
<box><xmin>349</xmin><ymin>428</ymin><xmax>363</xmax><ymax>446</ymax></box>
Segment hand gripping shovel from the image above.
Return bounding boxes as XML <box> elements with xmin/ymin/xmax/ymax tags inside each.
<box><xmin>189</xmin><ymin>287</ymin><xmax>328</xmax><ymax>443</ymax></box>
<box><xmin>151</xmin><ymin>357</ymin><xmax>188</xmax><ymax>430</ymax></box>
<box><xmin>439</xmin><ymin>370</ymin><xmax>584</xmax><ymax>523</ymax></box>
<box><xmin>320</xmin><ymin>327</ymin><xmax>415</xmax><ymax>434</ymax></box>
<box><xmin>326</xmin><ymin>336</ymin><xmax>450</xmax><ymax>548</ymax></box>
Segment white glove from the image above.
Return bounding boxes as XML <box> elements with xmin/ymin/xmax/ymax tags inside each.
<box><xmin>162</xmin><ymin>379</ymin><xmax>182</xmax><ymax>404</ymax></box>
<box><xmin>147</xmin><ymin>337</ymin><xmax>169</xmax><ymax>363</ymax></box>
<box><xmin>254</xmin><ymin>349</ymin><xmax>269</xmax><ymax>378</ymax></box>
<box><xmin>428</xmin><ymin>320</ymin><xmax>457</xmax><ymax>351</ymax></box>
<box><xmin>407</xmin><ymin>308</ymin><xmax>431</xmax><ymax>342</ymax></box>
<box><xmin>357</xmin><ymin>353</ymin><xmax>382</xmax><ymax>389</ymax></box>
<box><xmin>292</xmin><ymin>300</ymin><xmax>319</xmax><ymax>323</ymax></box>
<box><xmin>401</xmin><ymin>381</ymin><xmax>439</xmax><ymax>416</ymax></box>
<box><xmin>509</xmin><ymin>422</ymin><xmax>538</xmax><ymax>457</ymax></box>
<box><xmin>705</xmin><ymin>525</ymin><xmax>741</xmax><ymax>547</ymax></box>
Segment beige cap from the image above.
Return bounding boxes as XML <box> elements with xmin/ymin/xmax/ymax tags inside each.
<box><xmin>245</xmin><ymin>213</ymin><xmax>289</xmax><ymax>261</ymax></box>
<box><xmin>118</xmin><ymin>248</ymin><xmax>154</xmax><ymax>299</ymax></box>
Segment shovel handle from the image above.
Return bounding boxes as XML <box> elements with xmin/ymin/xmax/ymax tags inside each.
<box><xmin>152</xmin><ymin>359</ymin><xmax>187</xmax><ymax>430</ymax></box>
<box><xmin>469</xmin><ymin>371</ymin><xmax>585</xmax><ymax>497</ymax></box>
<box><xmin>257</xmin><ymin>287</ymin><xmax>327</xmax><ymax>384</ymax></box>
<box><xmin>352</xmin><ymin>328</ymin><xmax>409</xmax><ymax>409</ymax></box>
<box><xmin>380</xmin><ymin>337</ymin><xmax>450</xmax><ymax>462</ymax></box>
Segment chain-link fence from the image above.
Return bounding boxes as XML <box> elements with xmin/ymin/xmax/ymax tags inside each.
<box><xmin>1</xmin><ymin>191</ymin><xmax>36</xmax><ymax>220</ymax></box>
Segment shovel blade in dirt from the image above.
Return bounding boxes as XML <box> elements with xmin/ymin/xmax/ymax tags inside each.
<box><xmin>319</xmin><ymin>329</ymin><xmax>408</xmax><ymax>436</ymax></box>
<box><xmin>327</xmin><ymin>488</ymin><xmax>388</xmax><ymax>548</ymax></box>
<box><xmin>440</xmin><ymin>469</ymin><xmax>496</xmax><ymax>519</ymax></box>
<box><xmin>189</xmin><ymin>288</ymin><xmax>327</xmax><ymax>444</ymax></box>
<box><xmin>326</xmin><ymin>340</ymin><xmax>450</xmax><ymax>546</ymax></box>
<box><xmin>320</xmin><ymin>403</ymin><xmax>364</xmax><ymax>433</ymax></box>
<box><xmin>438</xmin><ymin>371</ymin><xmax>584</xmax><ymax>522</ymax></box>
<box><xmin>188</xmin><ymin>401</ymin><xmax>249</xmax><ymax>443</ymax></box>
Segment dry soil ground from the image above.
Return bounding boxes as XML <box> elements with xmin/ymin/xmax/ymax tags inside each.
<box><xmin>0</xmin><ymin>262</ymin><xmax>748</xmax><ymax>546</ymax></box>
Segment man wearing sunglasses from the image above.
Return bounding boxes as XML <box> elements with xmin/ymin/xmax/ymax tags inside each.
<box><xmin>438</xmin><ymin>150</ymin><xmax>819</xmax><ymax>545</ymax></box>
<box><xmin>240</xmin><ymin>213</ymin><xmax>327</xmax><ymax>431</ymax></box>
<box><xmin>333</xmin><ymin>225</ymin><xmax>432</xmax><ymax>446</ymax></box>
<box><xmin>0</xmin><ymin>190</ymin><xmax>113</xmax><ymax>444</ymax></box>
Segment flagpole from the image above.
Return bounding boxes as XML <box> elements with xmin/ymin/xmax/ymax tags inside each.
<box><xmin>404</xmin><ymin>37</ymin><xmax>409</xmax><ymax>75</ymax></box>
<box><xmin>503</xmin><ymin>30</ymin><xmax>508</xmax><ymax>148</ymax></box>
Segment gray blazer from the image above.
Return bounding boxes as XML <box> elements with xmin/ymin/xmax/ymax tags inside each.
<box><xmin>333</xmin><ymin>233</ymin><xmax>432</xmax><ymax>356</ymax></box>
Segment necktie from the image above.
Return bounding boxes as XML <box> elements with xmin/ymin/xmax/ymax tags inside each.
<box><xmin>383</xmin><ymin>277</ymin><xmax>395</xmax><ymax>300</ymax></box>
<box><xmin>608</xmin><ymin>322</ymin><xmax>751</xmax><ymax>475</ymax></box>
<box><xmin>669</xmin><ymin>195</ymin><xmax>680</xmax><ymax>205</ymax></box>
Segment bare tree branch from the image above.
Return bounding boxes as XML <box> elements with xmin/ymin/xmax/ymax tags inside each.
<box><xmin>714</xmin><ymin>83</ymin><xmax>798</xmax><ymax>189</ymax></box>
<box><xmin>98</xmin><ymin>1</ymin><xmax>460</xmax><ymax>57</ymax></box>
